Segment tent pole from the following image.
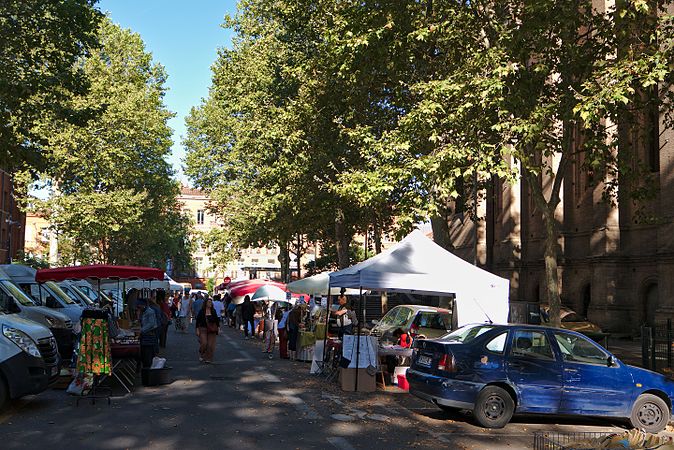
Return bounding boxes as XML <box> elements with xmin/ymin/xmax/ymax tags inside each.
<box><xmin>323</xmin><ymin>278</ymin><xmax>331</xmax><ymax>364</ymax></box>
<box><xmin>355</xmin><ymin>286</ymin><xmax>363</xmax><ymax>391</ymax></box>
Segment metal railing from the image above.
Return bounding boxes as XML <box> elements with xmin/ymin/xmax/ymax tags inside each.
<box><xmin>533</xmin><ymin>431</ymin><xmax>613</xmax><ymax>450</ymax></box>
<box><xmin>641</xmin><ymin>319</ymin><xmax>674</xmax><ymax>373</ymax></box>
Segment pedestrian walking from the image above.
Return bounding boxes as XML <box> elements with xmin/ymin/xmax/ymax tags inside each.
<box><xmin>192</xmin><ymin>293</ymin><xmax>205</xmax><ymax>320</ymax></box>
<box><xmin>287</xmin><ymin>304</ymin><xmax>302</xmax><ymax>361</ymax></box>
<box><xmin>158</xmin><ymin>291</ymin><xmax>171</xmax><ymax>348</ymax></box>
<box><xmin>262</xmin><ymin>301</ymin><xmax>277</xmax><ymax>358</ymax></box>
<box><xmin>277</xmin><ymin>306</ymin><xmax>289</xmax><ymax>359</ymax></box>
<box><xmin>241</xmin><ymin>295</ymin><xmax>255</xmax><ymax>339</ymax></box>
<box><xmin>213</xmin><ymin>294</ymin><xmax>224</xmax><ymax>332</ymax></box>
<box><xmin>177</xmin><ymin>293</ymin><xmax>192</xmax><ymax>332</ymax></box>
<box><xmin>196</xmin><ymin>297</ymin><xmax>220</xmax><ymax>363</ymax></box>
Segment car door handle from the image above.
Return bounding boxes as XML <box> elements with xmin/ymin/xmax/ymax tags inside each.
<box><xmin>564</xmin><ymin>368</ymin><xmax>578</xmax><ymax>373</ymax></box>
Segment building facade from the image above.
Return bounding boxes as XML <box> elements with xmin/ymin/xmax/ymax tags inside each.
<box><xmin>1</xmin><ymin>170</ymin><xmax>26</xmax><ymax>264</ymax></box>
<box><xmin>447</xmin><ymin>127</ymin><xmax>672</xmax><ymax>335</ymax></box>
<box><xmin>175</xmin><ymin>186</ymin><xmax>316</xmax><ymax>288</ymax></box>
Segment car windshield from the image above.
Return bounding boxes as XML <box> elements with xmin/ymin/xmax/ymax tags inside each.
<box><xmin>442</xmin><ymin>324</ymin><xmax>495</xmax><ymax>343</ymax></box>
<box><xmin>45</xmin><ymin>282</ymin><xmax>77</xmax><ymax>305</ymax></box>
<box><xmin>414</xmin><ymin>311</ymin><xmax>451</xmax><ymax>330</ymax></box>
<box><xmin>379</xmin><ymin>307</ymin><xmax>403</xmax><ymax>326</ymax></box>
<box><xmin>0</xmin><ymin>281</ymin><xmax>36</xmax><ymax>306</ymax></box>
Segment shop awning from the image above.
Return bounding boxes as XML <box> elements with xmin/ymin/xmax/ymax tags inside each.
<box><xmin>36</xmin><ymin>265</ymin><xmax>165</xmax><ymax>283</ymax></box>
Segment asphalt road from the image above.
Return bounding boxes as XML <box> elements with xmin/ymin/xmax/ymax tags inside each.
<box><xmin>0</xmin><ymin>324</ymin><xmax>630</xmax><ymax>449</ymax></box>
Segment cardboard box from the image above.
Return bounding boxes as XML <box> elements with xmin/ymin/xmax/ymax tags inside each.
<box><xmin>339</xmin><ymin>368</ymin><xmax>376</xmax><ymax>392</ymax></box>
<box><xmin>117</xmin><ymin>318</ymin><xmax>131</xmax><ymax>329</ymax></box>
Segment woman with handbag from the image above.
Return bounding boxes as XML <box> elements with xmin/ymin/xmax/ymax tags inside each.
<box><xmin>196</xmin><ymin>297</ymin><xmax>220</xmax><ymax>363</ymax></box>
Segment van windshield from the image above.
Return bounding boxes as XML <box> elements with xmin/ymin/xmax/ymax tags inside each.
<box><xmin>46</xmin><ymin>282</ymin><xmax>77</xmax><ymax>305</ymax></box>
<box><xmin>0</xmin><ymin>281</ymin><xmax>36</xmax><ymax>306</ymax></box>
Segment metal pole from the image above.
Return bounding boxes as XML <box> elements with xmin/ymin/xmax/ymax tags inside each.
<box><xmin>667</xmin><ymin>319</ymin><xmax>672</xmax><ymax>368</ymax></box>
<box><xmin>355</xmin><ymin>286</ymin><xmax>363</xmax><ymax>391</ymax></box>
<box><xmin>323</xmin><ymin>277</ymin><xmax>331</xmax><ymax>364</ymax></box>
<box><xmin>651</xmin><ymin>326</ymin><xmax>657</xmax><ymax>371</ymax></box>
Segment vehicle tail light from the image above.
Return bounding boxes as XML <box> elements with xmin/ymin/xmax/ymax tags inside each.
<box><xmin>437</xmin><ymin>353</ymin><xmax>455</xmax><ymax>372</ymax></box>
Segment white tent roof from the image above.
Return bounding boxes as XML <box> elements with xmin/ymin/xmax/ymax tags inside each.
<box><xmin>328</xmin><ymin>230</ymin><xmax>510</xmax><ymax>326</ymax></box>
<box><xmin>287</xmin><ymin>271</ymin><xmax>360</xmax><ymax>296</ymax></box>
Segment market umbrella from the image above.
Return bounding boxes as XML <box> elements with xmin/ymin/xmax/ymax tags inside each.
<box><xmin>287</xmin><ymin>271</ymin><xmax>360</xmax><ymax>296</ymax></box>
<box><xmin>251</xmin><ymin>285</ymin><xmax>294</xmax><ymax>304</ymax></box>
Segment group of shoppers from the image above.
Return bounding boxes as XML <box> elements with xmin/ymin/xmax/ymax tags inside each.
<box><xmin>138</xmin><ymin>286</ymin><xmax>360</xmax><ymax>367</ymax></box>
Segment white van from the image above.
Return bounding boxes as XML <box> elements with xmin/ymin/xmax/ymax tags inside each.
<box><xmin>0</xmin><ymin>265</ymin><xmax>83</xmax><ymax>325</ymax></box>
<box><xmin>0</xmin><ymin>268</ymin><xmax>74</xmax><ymax>358</ymax></box>
<box><xmin>0</xmin><ymin>312</ymin><xmax>59</xmax><ymax>410</ymax></box>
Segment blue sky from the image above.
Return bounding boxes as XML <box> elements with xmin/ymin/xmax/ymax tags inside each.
<box><xmin>99</xmin><ymin>0</ymin><xmax>238</xmax><ymax>183</ymax></box>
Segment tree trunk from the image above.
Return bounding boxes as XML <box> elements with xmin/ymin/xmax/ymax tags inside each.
<box><xmin>524</xmin><ymin>152</ymin><xmax>568</xmax><ymax>328</ymax></box>
<box><xmin>430</xmin><ymin>214</ymin><xmax>453</xmax><ymax>251</ymax></box>
<box><xmin>278</xmin><ymin>241</ymin><xmax>290</xmax><ymax>283</ymax></box>
<box><xmin>373</xmin><ymin>220</ymin><xmax>382</xmax><ymax>254</ymax></box>
<box><xmin>334</xmin><ymin>208</ymin><xmax>351</xmax><ymax>269</ymax></box>
<box><xmin>296</xmin><ymin>234</ymin><xmax>303</xmax><ymax>279</ymax></box>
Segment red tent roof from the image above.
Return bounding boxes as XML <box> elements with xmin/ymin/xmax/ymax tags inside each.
<box><xmin>36</xmin><ymin>265</ymin><xmax>165</xmax><ymax>283</ymax></box>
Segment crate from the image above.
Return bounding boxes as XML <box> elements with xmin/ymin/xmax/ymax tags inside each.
<box><xmin>141</xmin><ymin>367</ymin><xmax>172</xmax><ymax>386</ymax></box>
<box><xmin>533</xmin><ymin>431</ymin><xmax>613</xmax><ymax>450</ymax></box>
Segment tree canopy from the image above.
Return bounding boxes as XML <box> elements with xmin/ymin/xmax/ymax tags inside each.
<box><xmin>31</xmin><ymin>18</ymin><xmax>193</xmax><ymax>269</ymax></box>
<box><xmin>0</xmin><ymin>0</ymin><xmax>102</xmax><ymax>171</ymax></box>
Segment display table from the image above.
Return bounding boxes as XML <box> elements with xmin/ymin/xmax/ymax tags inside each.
<box><xmin>297</xmin><ymin>331</ymin><xmax>316</xmax><ymax>361</ymax></box>
<box><xmin>314</xmin><ymin>323</ymin><xmax>326</xmax><ymax>340</ymax></box>
<box><xmin>110</xmin><ymin>340</ymin><xmax>140</xmax><ymax>394</ymax></box>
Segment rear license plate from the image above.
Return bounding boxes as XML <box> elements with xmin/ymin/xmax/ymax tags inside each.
<box><xmin>417</xmin><ymin>355</ymin><xmax>432</xmax><ymax>367</ymax></box>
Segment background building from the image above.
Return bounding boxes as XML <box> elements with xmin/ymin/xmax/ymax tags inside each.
<box><xmin>446</xmin><ymin>124</ymin><xmax>673</xmax><ymax>334</ymax></box>
<box><xmin>1</xmin><ymin>170</ymin><xmax>26</xmax><ymax>264</ymax></box>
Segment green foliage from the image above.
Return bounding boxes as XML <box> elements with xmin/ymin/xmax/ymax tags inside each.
<box><xmin>0</xmin><ymin>0</ymin><xmax>103</xmax><ymax>171</ymax></box>
<box><xmin>28</xmin><ymin>18</ymin><xmax>193</xmax><ymax>269</ymax></box>
<box><xmin>13</xmin><ymin>251</ymin><xmax>50</xmax><ymax>270</ymax></box>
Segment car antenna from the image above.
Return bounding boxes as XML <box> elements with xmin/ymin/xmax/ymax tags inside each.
<box><xmin>473</xmin><ymin>298</ymin><xmax>493</xmax><ymax>324</ymax></box>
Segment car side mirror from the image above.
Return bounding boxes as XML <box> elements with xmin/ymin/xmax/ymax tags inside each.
<box><xmin>372</xmin><ymin>320</ymin><xmax>379</xmax><ymax>325</ymax></box>
<box><xmin>46</xmin><ymin>296</ymin><xmax>60</xmax><ymax>309</ymax></box>
<box><xmin>607</xmin><ymin>355</ymin><xmax>616</xmax><ymax>367</ymax></box>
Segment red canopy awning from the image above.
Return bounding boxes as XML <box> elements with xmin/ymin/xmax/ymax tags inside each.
<box><xmin>36</xmin><ymin>265</ymin><xmax>165</xmax><ymax>283</ymax></box>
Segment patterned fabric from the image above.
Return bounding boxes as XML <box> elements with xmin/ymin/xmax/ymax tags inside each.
<box><xmin>77</xmin><ymin>318</ymin><xmax>112</xmax><ymax>375</ymax></box>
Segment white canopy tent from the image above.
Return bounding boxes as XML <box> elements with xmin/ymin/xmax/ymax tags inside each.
<box><xmin>287</xmin><ymin>271</ymin><xmax>360</xmax><ymax>296</ymax></box>
<box><xmin>328</xmin><ymin>230</ymin><xmax>510</xmax><ymax>327</ymax></box>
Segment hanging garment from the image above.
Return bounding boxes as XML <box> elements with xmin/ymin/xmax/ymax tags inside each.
<box><xmin>77</xmin><ymin>310</ymin><xmax>112</xmax><ymax>375</ymax></box>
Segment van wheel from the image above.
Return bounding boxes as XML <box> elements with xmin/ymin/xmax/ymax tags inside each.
<box><xmin>473</xmin><ymin>386</ymin><xmax>514</xmax><ymax>429</ymax></box>
<box><xmin>630</xmin><ymin>394</ymin><xmax>669</xmax><ymax>433</ymax></box>
<box><xmin>0</xmin><ymin>377</ymin><xmax>8</xmax><ymax>412</ymax></box>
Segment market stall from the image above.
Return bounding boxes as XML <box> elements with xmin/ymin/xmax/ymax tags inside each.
<box><xmin>36</xmin><ymin>265</ymin><xmax>167</xmax><ymax>398</ymax></box>
<box><xmin>325</xmin><ymin>230</ymin><xmax>511</xmax><ymax>391</ymax></box>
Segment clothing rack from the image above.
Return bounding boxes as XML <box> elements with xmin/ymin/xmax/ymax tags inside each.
<box><xmin>76</xmin><ymin>309</ymin><xmax>112</xmax><ymax>406</ymax></box>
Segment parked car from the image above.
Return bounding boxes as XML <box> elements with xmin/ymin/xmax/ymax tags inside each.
<box><xmin>0</xmin><ymin>268</ymin><xmax>74</xmax><ymax>358</ymax></box>
<box><xmin>539</xmin><ymin>304</ymin><xmax>603</xmax><ymax>335</ymax></box>
<box><xmin>370</xmin><ymin>305</ymin><xmax>452</xmax><ymax>343</ymax></box>
<box><xmin>0</xmin><ymin>310</ymin><xmax>59</xmax><ymax>410</ymax></box>
<box><xmin>0</xmin><ymin>264</ymin><xmax>83</xmax><ymax>324</ymax></box>
<box><xmin>407</xmin><ymin>323</ymin><xmax>674</xmax><ymax>432</ymax></box>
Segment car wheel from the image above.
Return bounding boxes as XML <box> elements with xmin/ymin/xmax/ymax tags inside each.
<box><xmin>473</xmin><ymin>386</ymin><xmax>514</xmax><ymax>429</ymax></box>
<box><xmin>630</xmin><ymin>394</ymin><xmax>669</xmax><ymax>433</ymax></box>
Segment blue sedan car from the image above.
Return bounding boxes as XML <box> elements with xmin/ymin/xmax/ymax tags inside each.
<box><xmin>408</xmin><ymin>324</ymin><xmax>674</xmax><ymax>432</ymax></box>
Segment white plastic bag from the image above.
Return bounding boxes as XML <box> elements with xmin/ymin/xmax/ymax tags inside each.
<box><xmin>150</xmin><ymin>357</ymin><xmax>166</xmax><ymax>369</ymax></box>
